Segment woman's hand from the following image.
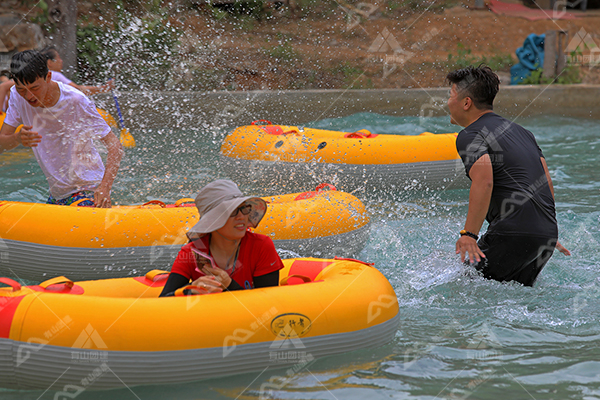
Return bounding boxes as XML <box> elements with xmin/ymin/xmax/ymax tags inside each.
<box><xmin>189</xmin><ymin>275</ymin><xmax>224</xmax><ymax>295</ymax></box>
<box><xmin>201</xmin><ymin>265</ymin><xmax>233</xmax><ymax>288</ymax></box>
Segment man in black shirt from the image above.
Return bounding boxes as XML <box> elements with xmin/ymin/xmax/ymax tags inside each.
<box><xmin>447</xmin><ymin>65</ymin><xmax>570</xmax><ymax>286</ymax></box>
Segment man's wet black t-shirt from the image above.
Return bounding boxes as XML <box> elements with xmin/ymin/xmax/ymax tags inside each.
<box><xmin>455</xmin><ymin>112</ymin><xmax>558</xmax><ymax>237</ymax></box>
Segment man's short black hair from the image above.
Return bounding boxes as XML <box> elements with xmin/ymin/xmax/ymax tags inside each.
<box><xmin>446</xmin><ymin>65</ymin><xmax>500</xmax><ymax>110</ymax></box>
<box><xmin>10</xmin><ymin>50</ymin><xmax>49</xmax><ymax>85</ymax></box>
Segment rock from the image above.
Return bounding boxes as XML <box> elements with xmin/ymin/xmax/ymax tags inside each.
<box><xmin>0</xmin><ymin>13</ymin><xmax>45</xmax><ymax>69</ymax></box>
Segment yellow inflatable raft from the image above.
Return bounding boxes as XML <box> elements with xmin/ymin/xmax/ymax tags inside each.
<box><xmin>0</xmin><ymin>257</ymin><xmax>399</xmax><ymax>390</ymax></box>
<box><xmin>0</xmin><ymin>185</ymin><xmax>370</xmax><ymax>281</ymax></box>
<box><xmin>220</xmin><ymin>122</ymin><xmax>469</xmax><ymax>191</ymax></box>
<box><xmin>0</xmin><ymin>111</ymin><xmax>22</xmax><ymax>133</ymax></box>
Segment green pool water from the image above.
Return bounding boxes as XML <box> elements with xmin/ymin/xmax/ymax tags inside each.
<box><xmin>1</xmin><ymin>112</ymin><xmax>599</xmax><ymax>400</ymax></box>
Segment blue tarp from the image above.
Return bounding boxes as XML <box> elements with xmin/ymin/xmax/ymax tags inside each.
<box><xmin>510</xmin><ymin>33</ymin><xmax>545</xmax><ymax>85</ymax></box>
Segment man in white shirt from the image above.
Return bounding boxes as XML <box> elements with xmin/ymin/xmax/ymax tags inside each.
<box><xmin>0</xmin><ymin>50</ymin><xmax>123</xmax><ymax>208</ymax></box>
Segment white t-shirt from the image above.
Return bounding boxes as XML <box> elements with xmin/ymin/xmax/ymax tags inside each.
<box><xmin>50</xmin><ymin>71</ymin><xmax>73</xmax><ymax>85</ymax></box>
<box><xmin>4</xmin><ymin>82</ymin><xmax>111</xmax><ymax>200</ymax></box>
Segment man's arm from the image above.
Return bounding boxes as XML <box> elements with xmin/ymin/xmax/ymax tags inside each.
<box><xmin>0</xmin><ymin>80</ymin><xmax>14</xmax><ymax>111</ymax></box>
<box><xmin>95</xmin><ymin>131</ymin><xmax>123</xmax><ymax>208</ymax></box>
<box><xmin>0</xmin><ymin>123</ymin><xmax>41</xmax><ymax>154</ymax></box>
<box><xmin>540</xmin><ymin>157</ymin><xmax>571</xmax><ymax>256</ymax></box>
<box><xmin>456</xmin><ymin>154</ymin><xmax>494</xmax><ymax>264</ymax></box>
<box><xmin>0</xmin><ymin>122</ymin><xmax>18</xmax><ymax>154</ymax></box>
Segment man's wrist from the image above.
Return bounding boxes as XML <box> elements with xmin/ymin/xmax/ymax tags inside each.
<box><xmin>459</xmin><ymin>230</ymin><xmax>479</xmax><ymax>241</ymax></box>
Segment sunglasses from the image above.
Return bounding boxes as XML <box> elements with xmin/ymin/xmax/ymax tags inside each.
<box><xmin>230</xmin><ymin>204</ymin><xmax>252</xmax><ymax>218</ymax></box>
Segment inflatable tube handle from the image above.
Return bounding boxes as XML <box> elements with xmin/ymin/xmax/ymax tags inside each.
<box><xmin>174</xmin><ymin>285</ymin><xmax>199</xmax><ymax>296</ymax></box>
<box><xmin>280</xmin><ymin>274</ymin><xmax>312</xmax><ymax>286</ymax></box>
<box><xmin>344</xmin><ymin>129</ymin><xmax>372</xmax><ymax>138</ymax></box>
<box><xmin>294</xmin><ymin>183</ymin><xmax>337</xmax><ymax>201</ymax></box>
<box><xmin>333</xmin><ymin>257</ymin><xmax>374</xmax><ymax>266</ymax></box>
<box><xmin>251</xmin><ymin>120</ymin><xmax>272</xmax><ymax>125</ymax></box>
<box><xmin>142</xmin><ymin>200</ymin><xmax>167</xmax><ymax>208</ymax></box>
<box><xmin>39</xmin><ymin>276</ymin><xmax>74</xmax><ymax>289</ymax></box>
<box><xmin>175</xmin><ymin>198</ymin><xmax>195</xmax><ymax>207</ymax></box>
<box><xmin>0</xmin><ymin>277</ymin><xmax>21</xmax><ymax>292</ymax></box>
<box><xmin>145</xmin><ymin>270</ymin><xmax>170</xmax><ymax>282</ymax></box>
<box><xmin>315</xmin><ymin>183</ymin><xmax>336</xmax><ymax>192</ymax></box>
<box><xmin>261</xmin><ymin>126</ymin><xmax>299</xmax><ymax>136</ymax></box>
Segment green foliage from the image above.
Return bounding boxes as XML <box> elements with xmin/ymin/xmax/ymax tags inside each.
<box><xmin>518</xmin><ymin>65</ymin><xmax>581</xmax><ymax>85</ymax></box>
<box><xmin>447</xmin><ymin>43</ymin><xmax>514</xmax><ymax>71</ymax></box>
<box><xmin>518</xmin><ymin>68</ymin><xmax>551</xmax><ymax>85</ymax></box>
<box><xmin>556</xmin><ymin>64</ymin><xmax>582</xmax><ymax>84</ymax></box>
<box><xmin>76</xmin><ymin>5</ymin><xmax>181</xmax><ymax>90</ymax></box>
<box><xmin>331</xmin><ymin>62</ymin><xmax>363</xmax><ymax>79</ymax></box>
<box><xmin>30</xmin><ymin>0</ymin><xmax>49</xmax><ymax>26</ymax></box>
<box><xmin>77</xmin><ymin>25</ymin><xmax>108</xmax><ymax>83</ymax></box>
<box><xmin>394</xmin><ymin>0</ymin><xmax>459</xmax><ymax>12</ymax></box>
<box><xmin>264</xmin><ymin>42</ymin><xmax>302</xmax><ymax>62</ymax></box>
<box><xmin>210</xmin><ymin>1</ymin><xmax>273</xmax><ymax>21</ymax></box>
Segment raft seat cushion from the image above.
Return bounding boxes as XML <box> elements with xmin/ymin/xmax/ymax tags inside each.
<box><xmin>284</xmin><ymin>260</ymin><xmax>333</xmax><ymax>285</ymax></box>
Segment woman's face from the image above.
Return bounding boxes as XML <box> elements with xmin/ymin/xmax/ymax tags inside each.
<box><xmin>215</xmin><ymin>203</ymin><xmax>251</xmax><ymax>241</ymax></box>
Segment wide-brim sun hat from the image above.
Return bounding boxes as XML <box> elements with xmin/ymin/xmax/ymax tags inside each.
<box><xmin>186</xmin><ymin>179</ymin><xmax>267</xmax><ymax>240</ymax></box>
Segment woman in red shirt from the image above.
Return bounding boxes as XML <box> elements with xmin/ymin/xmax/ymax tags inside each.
<box><xmin>159</xmin><ymin>180</ymin><xmax>284</xmax><ymax>297</ymax></box>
